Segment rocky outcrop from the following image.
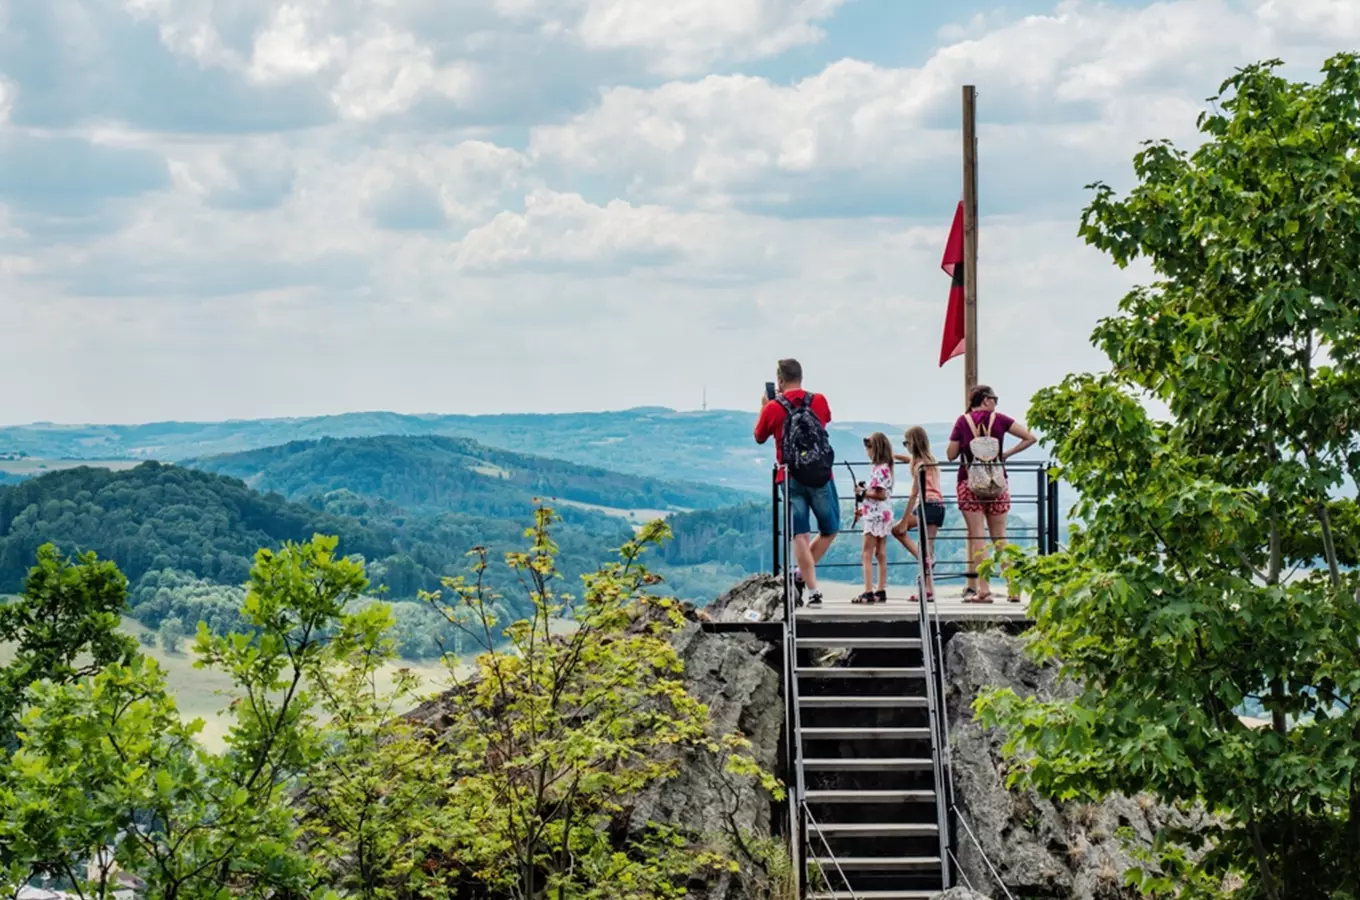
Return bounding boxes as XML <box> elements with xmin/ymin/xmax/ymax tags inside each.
<box><xmin>700</xmin><ymin>573</ymin><xmax>784</xmax><ymax>622</ymax></box>
<box><xmin>627</xmin><ymin>618</ymin><xmax>783</xmax><ymax>839</ymax></box>
<box><xmin>945</xmin><ymin>629</ymin><xmax>1208</xmax><ymax>900</ymax></box>
<box><xmin>932</xmin><ymin>889</ymin><xmax>994</xmax><ymax>900</ymax></box>
<box><xmin>632</xmin><ymin>575</ymin><xmax>787</xmax><ymax>899</ymax></box>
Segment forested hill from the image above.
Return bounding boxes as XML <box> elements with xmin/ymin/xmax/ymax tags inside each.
<box><xmin>0</xmin><ymin>462</ymin><xmax>397</xmax><ymax>593</ymax></box>
<box><xmin>182</xmin><ymin>435</ymin><xmax>752</xmax><ymax>516</ymax></box>
<box><xmin>0</xmin><ymin>462</ymin><xmax>632</xmax><ymax>601</ymax></box>
<box><xmin>0</xmin><ymin>409</ymin><xmax>948</xmax><ymax>493</ymax></box>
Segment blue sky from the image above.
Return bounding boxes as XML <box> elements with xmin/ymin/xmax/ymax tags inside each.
<box><xmin>0</xmin><ymin>0</ymin><xmax>1355</xmax><ymax>426</ymax></box>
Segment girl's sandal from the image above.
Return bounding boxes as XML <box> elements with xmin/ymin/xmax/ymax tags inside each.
<box><xmin>962</xmin><ymin>587</ymin><xmax>994</xmax><ymax>604</ymax></box>
<box><xmin>873</xmin><ymin>590</ymin><xmax>887</xmax><ymax>603</ymax></box>
<box><xmin>852</xmin><ymin>591</ymin><xmax>874</xmax><ymax>604</ymax></box>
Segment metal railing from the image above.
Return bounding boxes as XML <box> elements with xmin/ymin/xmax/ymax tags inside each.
<box><xmin>910</xmin><ymin>461</ymin><xmax>1028</xmax><ymax>899</ymax></box>
<box><xmin>772</xmin><ymin>459</ymin><xmax>1058</xmax><ymax>591</ymax></box>
<box><xmin>775</xmin><ymin>468</ymin><xmax>809</xmax><ymax>897</ymax></box>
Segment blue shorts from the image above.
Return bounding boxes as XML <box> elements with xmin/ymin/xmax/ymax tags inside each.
<box><xmin>788</xmin><ymin>478</ymin><xmax>841</xmax><ymax>537</ymax></box>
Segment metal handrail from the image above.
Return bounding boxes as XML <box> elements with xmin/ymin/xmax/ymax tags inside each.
<box><xmin>804</xmin><ymin>804</ymin><xmax>858</xmax><ymax>899</ymax></box>
<box><xmin>914</xmin><ymin>463</ymin><xmax>953</xmax><ymax>887</ymax></box>
<box><xmin>913</xmin><ymin>462</ymin><xmax>1035</xmax><ymax>900</ymax></box>
<box><xmin>776</xmin><ymin>467</ymin><xmax>810</xmax><ymax>897</ymax></box>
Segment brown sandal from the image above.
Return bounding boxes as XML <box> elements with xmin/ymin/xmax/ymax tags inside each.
<box><xmin>962</xmin><ymin>587</ymin><xmax>994</xmax><ymax>604</ymax></box>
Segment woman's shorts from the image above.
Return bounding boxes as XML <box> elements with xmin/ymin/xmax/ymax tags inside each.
<box><xmin>922</xmin><ymin>500</ymin><xmax>946</xmax><ymax>527</ymax></box>
<box><xmin>957</xmin><ymin>480</ymin><xmax>1011</xmax><ymax>515</ymax></box>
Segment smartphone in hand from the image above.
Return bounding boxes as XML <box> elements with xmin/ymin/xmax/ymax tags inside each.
<box><xmin>765</xmin><ymin>382</ymin><xmax>777</xmax><ymax>401</ymax></box>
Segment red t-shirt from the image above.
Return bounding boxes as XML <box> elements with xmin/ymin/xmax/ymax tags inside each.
<box><xmin>949</xmin><ymin>410</ymin><xmax>1015</xmax><ymax>480</ymax></box>
<box><xmin>755</xmin><ymin>390</ymin><xmax>833</xmax><ymax>483</ymax></box>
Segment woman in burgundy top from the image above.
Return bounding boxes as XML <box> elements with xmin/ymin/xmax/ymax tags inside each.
<box><xmin>946</xmin><ymin>385</ymin><xmax>1037</xmax><ymax>603</ymax></box>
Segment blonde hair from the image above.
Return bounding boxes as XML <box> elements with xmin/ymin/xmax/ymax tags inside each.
<box><xmin>865</xmin><ymin>432</ymin><xmax>894</xmax><ymax>469</ymax></box>
<box><xmin>904</xmin><ymin>425</ymin><xmax>936</xmax><ymax>466</ymax></box>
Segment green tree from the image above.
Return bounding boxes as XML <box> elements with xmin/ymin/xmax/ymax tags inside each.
<box><xmin>0</xmin><ymin>544</ymin><xmax>136</xmax><ymax>753</ymax></box>
<box><xmin>0</xmin><ymin>534</ymin><xmax>369</xmax><ymax>900</ymax></box>
<box><xmin>976</xmin><ymin>54</ymin><xmax>1360</xmax><ymax>898</ymax></box>
<box><xmin>297</xmin><ymin>602</ymin><xmax>450</xmax><ymax>900</ymax></box>
<box><xmin>420</xmin><ymin>509</ymin><xmax>783</xmax><ymax>900</ymax></box>
<box><xmin>158</xmin><ymin>616</ymin><xmax>186</xmax><ymax>654</ymax></box>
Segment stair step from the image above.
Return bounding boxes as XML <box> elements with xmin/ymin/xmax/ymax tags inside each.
<box><xmin>811</xmin><ymin>856</ymin><xmax>942</xmax><ymax>871</ymax></box>
<box><xmin>796</xmin><ymin>667</ymin><xmax>925</xmax><ymax>679</ymax></box>
<box><xmin>801</xmin><ymin>727</ymin><xmax>932</xmax><ymax>740</ymax></box>
<box><xmin>797</xmin><ymin>637</ymin><xmax>923</xmax><ymax>650</ymax></box>
<box><xmin>800</xmin><ymin>695</ymin><xmax>928</xmax><ymax>709</ymax></box>
<box><xmin>811</xmin><ymin>822</ymin><xmax>939</xmax><ymax>837</ymax></box>
<box><xmin>805</xmin><ymin>789</ymin><xmax>936</xmax><ymax>804</ymax></box>
<box><xmin>803</xmin><ymin>758</ymin><xmax>933</xmax><ymax>772</ymax></box>
<box><xmin>809</xmin><ymin>892</ymin><xmax>939</xmax><ymax>900</ymax></box>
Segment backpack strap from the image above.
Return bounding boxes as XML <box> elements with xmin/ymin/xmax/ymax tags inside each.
<box><xmin>965</xmin><ymin>413</ymin><xmax>984</xmax><ymax>440</ymax></box>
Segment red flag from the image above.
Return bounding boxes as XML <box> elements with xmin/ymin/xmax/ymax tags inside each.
<box><xmin>939</xmin><ymin>201</ymin><xmax>966</xmax><ymax>367</ymax></box>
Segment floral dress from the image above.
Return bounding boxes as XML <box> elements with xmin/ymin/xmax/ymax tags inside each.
<box><xmin>859</xmin><ymin>463</ymin><xmax>895</xmax><ymax>537</ymax></box>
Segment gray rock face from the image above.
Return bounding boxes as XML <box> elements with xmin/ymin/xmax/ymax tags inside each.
<box><xmin>932</xmin><ymin>888</ymin><xmax>994</xmax><ymax>900</ymax></box>
<box><xmin>944</xmin><ymin>629</ymin><xmax>1207</xmax><ymax>900</ymax></box>
<box><xmin>628</xmin><ymin>623</ymin><xmax>783</xmax><ymax>837</ymax></box>
<box><xmin>702</xmin><ymin>573</ymin><xmax>785</xmax><ymax>622</ymax></box>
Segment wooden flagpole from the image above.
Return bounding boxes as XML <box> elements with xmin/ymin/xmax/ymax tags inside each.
<box><xmin>962</xmin><ymin>85</ymin><xmax>979</xmax><ymax>408</ymax></box>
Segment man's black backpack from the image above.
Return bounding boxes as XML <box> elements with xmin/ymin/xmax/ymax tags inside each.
<box><xmin>777</xmin><ymin>394</ymin><xmax>835</xmax><ymax>488</ymax></box>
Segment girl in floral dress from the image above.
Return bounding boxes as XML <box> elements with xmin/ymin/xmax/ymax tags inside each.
<box><xmin>855</xmin><ymin>432</ymin><xmax>896</xmax><ymax>603</ymax></box>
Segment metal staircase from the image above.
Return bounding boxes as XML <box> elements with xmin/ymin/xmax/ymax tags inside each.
<box><xmin>769</xmin><ymin>459</ymin><xmax>1056</xmax><ymax>899</ymax></box>
<box><xmin>793</xmin><ymin>600</ymin><xmax>950</xmax><ymax>900</ymax></box>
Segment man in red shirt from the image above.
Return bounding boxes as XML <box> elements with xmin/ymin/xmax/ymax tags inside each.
<box><xmin>754</xmin><ymin>358</ymin><xmax>840</xmax><ymax>607</ymax></box>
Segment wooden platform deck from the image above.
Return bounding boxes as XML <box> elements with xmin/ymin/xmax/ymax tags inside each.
<box><xmin>800</xmin><ymin>580</ymin><xmax>1032</xmax><ymax>623</ymax></box>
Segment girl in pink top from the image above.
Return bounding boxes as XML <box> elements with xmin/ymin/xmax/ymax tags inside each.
<box><xmin>893</xmin><ymin>426</ymin><xmax>945</xmax><ymax>602</ymax></box>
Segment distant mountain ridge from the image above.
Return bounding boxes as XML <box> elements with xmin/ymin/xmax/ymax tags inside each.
<box><xmin>0</xmin><ymin>409</ymin><xmax>955</xmax><ymax>493</ymax></box>
<box><xmin>183</xmin><ymin>434</ymin><xmax>753</xmax><ymax>516</ymax></box>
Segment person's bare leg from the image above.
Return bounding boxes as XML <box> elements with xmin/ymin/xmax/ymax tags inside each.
<box><xmin>962</xmin><ymin>508</ymin><xmax>989</xmax><ymax>595</ymax></box>
<box><xmin>875</xmin><ymin>537</ymin><xmax>888</xmax><ymax>593</ymax></box>
<box><xmin>891</xmin><ymin>511</ymin><xmax>920</xmax><ymax>558</ymax></box>
<box><xmin>794</xmin><ymin>533</ymin><xmax>819</xmax><ymax>592</ymax></box>
<box><xmin>861</xmin><ymin>533</ymin><xmax>874</xmax><ymax>593</ymax></box>
<box><xmin>924</xmin><ymin>524</ymin><xmax>939</xmax><ymax>597</ymax></box>
<box><xmin>810</xmin><ymin>531</ymin><xmax>835</xmax><ymax>565</ymax></box>
<box><xmin>986</xmin><ymin>510</ymin><xmax>1014</xmax><ymax>598</ymax></box>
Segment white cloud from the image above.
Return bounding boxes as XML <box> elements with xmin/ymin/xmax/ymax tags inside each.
<box><xmin>330</xmin><ymin>27</ymin><xmax>476</xmax><ymax>120</ymax></box>
<box><xmin>0</xmin><ymin>76</ymin><xmax>14</xmax><ymax>124</ymax></box>
<box><xmin>495</xmin><ymin>0</ymin><xmax>847</xmax><ymax>75</ymax></box>
<box><xmin>2</xmin><ymin>0</ymin><xmax>1357</xmax><ymax>427</ymax></box>
<box><xmin>248</xmin><ymin>3</ymin><xmax>345</xmax><ymax>82</ymax></box>
<box><xmin>530</xmin><ymin>0</ymin><xmax>1353</xmax><ymax>214</ymax></box>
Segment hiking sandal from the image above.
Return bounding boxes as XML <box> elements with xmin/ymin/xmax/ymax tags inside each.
<box><xmin>873</xmin><ymin>590</ymin><xmax>887</xmax><ymax>603</ymax></box>
<box><xmin>852</xmin><ymin>591</ymin><xmax>874</xmax><ymax>604</ymax></box>
<box><xmin>962</xmin><ymin>587</ymin><xmax>994</xmax><ymax>604</ymax></box>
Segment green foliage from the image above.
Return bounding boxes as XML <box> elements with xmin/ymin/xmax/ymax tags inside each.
<box><xmin>1</xmin><ymin>534</ymin><xmax>369</xmax><ymax>900</ymax></box>
<box><xmin>419</xmin><ymin>509</ymin><xmax>784</xmax><ymax>899</ymax></box>
<box><xmin>295</xmin><ymin>606</ymin><xmax>449</xmax><ymax>900</ymax></box>
<box><xmin>1</xmin><ymin>516</ymin><xmax>783</xmax><ymax>900</ymax></box>
<box><xmin>0</xmin><ymin>462</ymin><xmax>396</xmax><ymax>594</ymax></box>
<box><xmin>975</xmin><ymin>54</ymin><xmax>1360</xmax><ymax>899</ymax></box>
<box><xmin>0</xmin><ymin>464</ymin><xmax>638</xmax><ymax>644</ymax></box>
<box><xmin>158</xmin><ymin>616</ymin><xmax>186</xmax><ymax>654</ymax></box>
<box><xmin>0</xmin><ymin>544</ymin><xmax>136</xmax><ymax>751</ymax></box>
